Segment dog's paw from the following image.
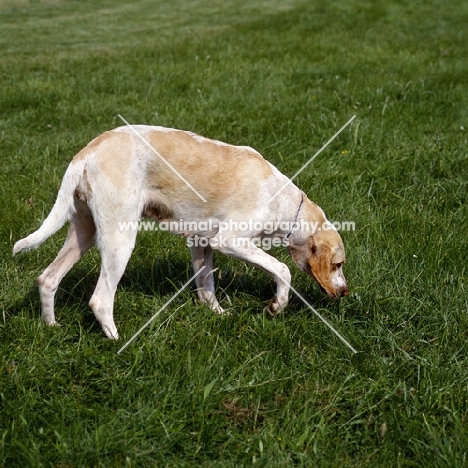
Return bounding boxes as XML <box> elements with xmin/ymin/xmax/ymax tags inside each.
<box><xmin>12</xmin><ymin>239</ymin><xmax>29</xmax><ymax>255</ymax></box>
<box><xmin>265</xmin><ymin>296</ymin><xmax>286</xmax><ymax>317</ymax></box>
<box><xmin>44</xmin><ymin>320</ymin><xmax>58</xmax><ymax>326</ymax></box>
<box><xmin>42</xmin><ymin>315</ymin><xmax>58</xmax><ymax>326</ymax></box>
<box><xmin>215</xmin><ymin>307</ymin><xmax>233</xmax><ymax>316</ymax></box>
<box><xmin>212</xmin><ymin>304</ymin><xmax>227</xmax><ymax>314</ymax></box>
<box><xmin>103</xmin><ymin>324</ymin><xmax>119</xmax><ymax>340</ymax></box>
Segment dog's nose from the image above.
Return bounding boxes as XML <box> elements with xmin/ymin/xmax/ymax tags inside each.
<box><xmin>338</xmin><ymin>287</ymin><xmax>349</xmax><ymax>298</ymax></box>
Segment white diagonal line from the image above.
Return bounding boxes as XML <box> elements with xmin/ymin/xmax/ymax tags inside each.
<box><xmin>118</xmin><ymin>114</ymin><xmax>207</xmax><ymax>203</ymax></box>
<box><xmin>277</xmin><ymin>273</ymin><xmax>357</xmax><ymax>354</ymax></box>
<box><xmin>268</xmin><ymin>115</ymin><xmax>356</xmax><ymax>203</ymax></box>
<box><xmin>117</xmin><ymin>266</ymin><xmax>206</xmax><ymax>354</ymax></box>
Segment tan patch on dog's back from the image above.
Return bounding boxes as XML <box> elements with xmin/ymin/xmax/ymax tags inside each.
<box><xmin>144</xmin><ymin>128</ymin><xmax>272</xmax><ymax>216</ymax></box>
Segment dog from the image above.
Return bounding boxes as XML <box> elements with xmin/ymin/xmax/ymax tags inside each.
<box><xmin>13</xmin><ymin>125</ymin><xmax>348</xmax><ymax>339</ymax></box>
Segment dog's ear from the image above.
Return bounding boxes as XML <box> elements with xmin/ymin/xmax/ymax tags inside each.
<box><xmin>306</xmin><ymin>230</ymin><xmax>349</xmax><ymax>298</ymax></box>
<box><xmin>307</xmin><ymin>235</ymin><xmax>331</xmax><ymax>274</ymax></box>
<box><xmin>331</xmin><ymin>243</ymin><xmax>346</xmax><ymax>265</ymax></box>
<box><xmin>310</xmin><ymin>235</ymin><xmax>317</xmax><ymax>255</ymax></box>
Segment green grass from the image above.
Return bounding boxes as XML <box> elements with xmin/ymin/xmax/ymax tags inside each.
<box><xmin>1</xmin><ymin>0</ymin><xmax>468</xmax><ymax>466</ymax></box>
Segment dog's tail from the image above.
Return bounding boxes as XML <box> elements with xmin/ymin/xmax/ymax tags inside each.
<box><xmin>13</xmin><ymin>157</ymin><xmax>87</xmax><ymax>254</ymax></box>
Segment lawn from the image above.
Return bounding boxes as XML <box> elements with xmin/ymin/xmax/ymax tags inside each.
<box><xmin>1</xmin><ymin>0</ymin><xmax>468</xmax><ymax>466</ymax></box>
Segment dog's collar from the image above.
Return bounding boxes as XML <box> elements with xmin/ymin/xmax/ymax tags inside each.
<box><xmin>285</xmin><ymin>192</ymin><xmax>304</xmax><ymax>239</ymax></box>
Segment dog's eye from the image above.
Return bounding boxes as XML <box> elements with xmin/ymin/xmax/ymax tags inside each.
<box><xmin>335</xmin><ymin>262</ymin><xmax>343</xmax><ymax>269</ymax></box>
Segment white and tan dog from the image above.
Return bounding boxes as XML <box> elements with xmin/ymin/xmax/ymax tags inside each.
<box><xmin>14</xmin><ymin>125</ymin><xmax>348</xmax><ymax>339</ymax></box>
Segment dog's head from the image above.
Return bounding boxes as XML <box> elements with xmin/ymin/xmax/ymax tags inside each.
<box><xmin>288</xmin><ymin>227</ymin><xmax>348</xmax><ymax>299</ymax></box>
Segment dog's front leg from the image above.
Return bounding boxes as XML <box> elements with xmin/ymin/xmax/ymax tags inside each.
<box><xmin>190</xmin><ymin>244</ymin><xmax>224</xmax><ymax>313</ymax></box>
<box><xmin>213</xmin><ymin>237</ymin><xmax>291</xmax><ymax>316</ymax></box>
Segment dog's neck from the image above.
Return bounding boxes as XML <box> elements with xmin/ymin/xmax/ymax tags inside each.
<box><xmin>285</xmin><ymin>192</ymin><xmax>304</xmax><ymax>239</ymax></box>
<box><xmin>286</xmin><ymin>195</ymin><xmax>328</xmax><ymax>245</ymax></box>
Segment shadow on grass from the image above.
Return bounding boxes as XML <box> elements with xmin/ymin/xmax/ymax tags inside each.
<box><xmin>7</xmin><ymin>254</ymin><xmax>335</xmax><ymax>327</ymax></box>
<box><xmin>7</xmin><ymin>283</ymin><xmax>42</xmax><ymax>320</ymax></box>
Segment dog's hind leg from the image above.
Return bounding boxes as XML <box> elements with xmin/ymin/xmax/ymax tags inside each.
<box><xmin>89</xmin><ymin>230</ymin><xmax>138</xmax><ymax>340</ymax></box>
<box><xmin>88</xmin><ymin>200</ymin><xmax>140</xmax><ymax>339</ymax></box>
<box><xmin>190</xmin><ymin>244</ymin><xmax>224</xmax><ymax>313</ymax></box>
<box><xmin>37</xmin><ymin>199</ymin><xmax>96</xmax><ymax>326</ymax></box>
